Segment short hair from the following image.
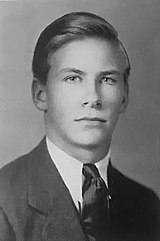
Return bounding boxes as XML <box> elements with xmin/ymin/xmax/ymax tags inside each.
<box><xmin>32</xmin><ymin>12</ymin><xmax>130</xmax><ymax>89</ymax></box>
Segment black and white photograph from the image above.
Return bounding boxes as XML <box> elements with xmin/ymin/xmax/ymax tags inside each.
<box><xmin>0</xmin><ymin>1</ymin><xmax>160</xmax><ymax>240</ymax></box>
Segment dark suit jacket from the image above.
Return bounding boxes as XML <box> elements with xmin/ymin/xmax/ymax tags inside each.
<box><xmin>0</xmin><ymin>138</ymin><xmax>160</xmax><ymax>241</ymax></box>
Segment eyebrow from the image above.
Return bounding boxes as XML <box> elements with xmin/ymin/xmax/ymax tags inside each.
<box><xmin>98</xmin><ymin>70</ymin><xmax>121</xmax><ymax>77</ymax></box>
<box><xmin>57</xmin><ymin>68</ymin><xmax>85</xmax><ymax>76</ymax></box>
<box><xmin>57</xmin><ymin>67</ymin><xmax>121</xmax><ymax>77</ymax></box>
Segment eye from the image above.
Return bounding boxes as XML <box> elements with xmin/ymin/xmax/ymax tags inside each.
<box><xmin>101</xmin><ymin>76</ymin><xmax>117</xmax><ymax>85</ymax></box>
<box><xmin>64</xmin><ymin>76</ymin><xmax>81</xmax><ymax>83</ymax></box>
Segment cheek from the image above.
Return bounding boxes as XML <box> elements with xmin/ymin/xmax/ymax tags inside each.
<box><xmin>47</xmin><ymin>87</ymin><xmax>76</xmax><ymax>120</ymax></box>
<box><xmin>102</xmin><ymin>89</ymin><xmax>124</xmax><ymax>126</ymax></box>
<box><xmin>103</xmin><ymin>88</ymin><xmax>123</xmax><ymax>109</ymax></box>
<box><xmin>46</xmin><ymin>87</ymin><xmax>63</xmax><ymax>118</ymax></box>
<box><xmin>55</xmin><ymin>85</ymin><xmax>82</xmax><ymax>109</ymax></box>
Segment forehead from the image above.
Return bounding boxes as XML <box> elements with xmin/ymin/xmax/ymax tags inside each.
<box><xmin>48</xmin><ymin>38</ymin><xmax>126</xmax><ymax>74</ymax></box>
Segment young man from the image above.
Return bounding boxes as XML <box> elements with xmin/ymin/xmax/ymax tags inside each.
<box><xmin>0</xmin><ymin>12</ymin><xmax>159</xmax><ymax>241</ymax></box>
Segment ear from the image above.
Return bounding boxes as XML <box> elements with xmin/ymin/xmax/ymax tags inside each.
<box><xmin>120</xmin><ymin>85</ymin><xmax>129</xmax><ymax>113</ymax></box>
<box><xmin>31</xmin><ymin>78</ymin><xmax>47</xmax><ymax>111</ymax></box>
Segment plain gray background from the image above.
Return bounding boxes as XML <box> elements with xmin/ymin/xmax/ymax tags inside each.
<box><xmin>0</xmin><ymin>0</ymin><xmax>159</xmax><ymax>197</ymax></box>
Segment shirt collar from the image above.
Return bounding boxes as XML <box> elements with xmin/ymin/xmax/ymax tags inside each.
<box><xmin>46</xmin><ymin>137</ymin><xmax>110</xmax><ymax>206</ymax></box>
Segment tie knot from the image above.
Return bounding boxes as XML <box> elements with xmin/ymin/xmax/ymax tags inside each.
<box><xmin>82</xmin><ymin>163</ymin><xmax>100</xmax><ymax>180</ymax></box>
<box><xmin>82</xmin><ymin>164</ymin><xmax>101</xmax><ymax>196</ymax></box>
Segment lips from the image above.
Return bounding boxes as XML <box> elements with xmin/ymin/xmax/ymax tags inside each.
<box><xmin>75</xmin><ymin>117</ymin><xmax>106</xmax><ymax>122</ymax></box>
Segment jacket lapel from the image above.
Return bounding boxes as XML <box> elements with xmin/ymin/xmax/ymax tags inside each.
<box><xmin>27</xmin><ymin>138</ymin><xmax>86</xmax><ymax>241</ymax></box>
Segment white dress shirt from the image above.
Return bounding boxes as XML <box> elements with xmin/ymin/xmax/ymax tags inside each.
<box><xmin>46</xmin><ymin>137</ymin><xmax>110</xmax><ymax>209</ymax></box>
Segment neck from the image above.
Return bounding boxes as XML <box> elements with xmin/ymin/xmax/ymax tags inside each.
<box><xmin>46</xmin><ymin>133</ymin><xmax>111</xmax><ymax>164</ymax></box>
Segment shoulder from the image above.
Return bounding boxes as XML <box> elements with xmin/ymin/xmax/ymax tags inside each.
<box><xmin>110</xmin><ymin>163</ymin><xmax>159</xmax><ymax>198</ymax></box>
<box><xmin>0</xmin><ymin>138</ymin><xmax>45</xmax><ymax>207</ymax></box>
<box><xmin>113</xmin><ymin>165</ymin><xmax>160</xmax><ymax>224</ymax></box>
<box><xmin>120</xmin><ymin>167</ymin><xmax>159</xmax><ymax>201</ymax></box>
<box><xmin>109</xmin><ymin>163</ymin><xmax>160</xmax><ymax>213</ymax></box>
<box><xmin>0</xmin><ymin>154</ymin><xmax>27</xmax><ymax>195</ymax></box>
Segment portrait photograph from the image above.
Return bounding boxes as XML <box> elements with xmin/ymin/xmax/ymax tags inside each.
<box><xmin>0</xmin><ymin>1</ymin><xmax>159</xmax><ymax>240</ymax></box>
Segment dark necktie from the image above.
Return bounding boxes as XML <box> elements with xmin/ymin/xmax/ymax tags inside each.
<box><xmin>81</xmin><ymin>163</ymin><xmax>110</xmax><ymax>241</ymax></box>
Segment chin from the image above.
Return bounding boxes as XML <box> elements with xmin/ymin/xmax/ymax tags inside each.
<box><xmin>73</xmin><ymin>132</ymin><xmax>110</xmax><ymax>149</ymax></box>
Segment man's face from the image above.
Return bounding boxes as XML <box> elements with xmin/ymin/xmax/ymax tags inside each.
<box><xmin>44</xmin><ymin>38</ymin><xmax>127</xmax><ymax>150</ymax></box>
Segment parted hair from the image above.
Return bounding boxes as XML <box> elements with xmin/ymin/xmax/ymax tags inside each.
<box><xmin>32</xmin><ymin>11</ymin><xmax>130</xmax><ymax>88</ymax></box>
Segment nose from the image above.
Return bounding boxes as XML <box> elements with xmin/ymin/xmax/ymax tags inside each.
<box><xmin>82</xmin><ymin>82</ymin><xmax>102</xmax><ymax>109</ymax></box>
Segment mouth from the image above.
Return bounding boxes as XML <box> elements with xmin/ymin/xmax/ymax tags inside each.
<box><xmin>75</xmin><ymin>117</ymin><xmax>106</xmax><ymax>123</ymax></box>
